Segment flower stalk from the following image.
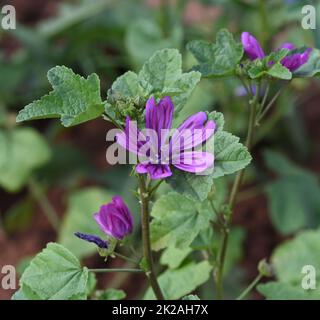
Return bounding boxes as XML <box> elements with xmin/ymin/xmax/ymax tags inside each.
<box><xmin>138</xmin><ymin>174</ymin><xmax>165</xmax><ymax>300</ymax></box>
<box><xmin>89</xmin><ymin>268</ymin><xmax>143</xmax><ymax>273</ymax></box>
<box><xmin>214</xmin><ymin>81</ymin><xmax>261</xmax><ymax>300</ymax></box>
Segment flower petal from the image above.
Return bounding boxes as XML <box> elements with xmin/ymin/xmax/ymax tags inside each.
<box><xmin>280</xmin><ymin>42</ymin><xmax>296</xmax><ymax>51</ymax></box>
<box><xmin>136</xmin><ymin>163</ymin><xmax>172</xmax><ymax>180</ymax></box>
<box><xmin>173</xmin><ymin>151</ymin><xmax>214</xmax><ymax>173</ymax></box>
<box><xmin>94</xmin><ymin>197</ymin><xmax>133</xmax><ymax>240</ymax></box>
<box><xmin>146</xmin><ymin>96</ymin><xmax>174</xmax><ymax>135</ymax></box>
<box><xmin>74</xmin><ymin>232</ymin><xmax>108</xmax><ymax>249</ymax></box>
<box><xmin>171</xmin><ymin>112</ymin><xmax>215</xmax><ymax>153</ymax></box>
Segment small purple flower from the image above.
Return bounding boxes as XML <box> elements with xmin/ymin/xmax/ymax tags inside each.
<box><xmin>117</xmin><ymin>96</ymin><xmax>215</xmax><ymax>180</ymax></box>
<box><xmin>74</xmin><ymin>232</ymin><xmax>108</xmax><ymax>249</ymax></box>
<box><xmin>94</xmin><ymin>196</ymin><xmax>133</xmax><ymax>240</ymax></box>
<box><xmin>241</xmin><ymin>32</ymin><xmax>311</xmax><ymax>72</ymax></box>
<box><xmin>241</xmin><ymin>32</ymin><xmax>265</xmax><ymax>60</ymax></box>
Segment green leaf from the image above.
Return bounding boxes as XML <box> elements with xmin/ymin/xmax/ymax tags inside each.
<box><xmin>187</xmin><ymin>29</ymin><xmax>243</xmax><ymax>77</ymax></box>
<box><xmin>166</xmin><ymin>169</ymin><xmax>215</xmax><ymax>202</ymax></box>
<box><xmin>107</xmin><ymin>49</ymin><xmax>201</xmax><ymax>120</ymax></box>
<box><xmin>192</xmin><ymin>226</ymin><xmax>245</xmax><ymax>274</ymax></box>
<box><xmin>109</xmin><ymin>71</ymin><xmax>142</xmax><ymax>99</ymax></box>
<box><xmin>210</xmin><ymin>111</ymin><xmax>252</xmax><ymax>179</ymax></box>
<box><xmin>16</xmin><ymin>66</ymin><xmax>104</xmax><ymax>127</ymax></box>
<box><xmin>150</xmin><ymin>193</ymin><xmax>213</xmax><ymax>250</ymax></box>
<box><xmin>59</xmin><ymin>188</ymin><xmax>112</xmax><ymax>259</ymax></box>
<box><xmin>126</xmin><ymin>19</ymin><xmax>182</xmax><ymax>70</ymax></box>
<box><xmin>96</xmin><ymin>289</ymin><xmax>126</xmax><ymax>300</ymax></box>
<box><xmin>182</xmin><ymin>294</ymin><xmax>200</xmax><ymax>300</ymax></box>
<box><xmin>248</xmin><ymin>49</ymin><xmax>292</xmax><ymax>80</ymax></box>
<box><xmin>248</xmin><ymin>62</ymin><xmax>292</xmax><ymax>80</ymax></box>
<box><xmin>258</xmin><ymin>282</ymin><xmax>320</xmax><ymax>300</ymax></box>
<box><xmin>139</xmin><ymin>49</ymin><xmax>201</xmax><ymax>113</ymax></box>
<box><xmin>213</xmin><ymin>130</ymin><xmax>252</xmax><ymax>179</ymax></box>
<box><xmin>258</xmin><ymin>229</ymin><xmax>320</xmax><ymax>299</ymax></box>
<box><xmin>264</xmin><ymin>150</ymin><xmax>320</xmax><ymax>234</ymax></box>
<box><xmin>86</xmin><ymin>272</ymin><xmax>97</xmax><ymax>297</ymax></box>
<box><xmin>144</xmin><ymin>261</ymin><xmax>212</xmax><ymax>299</ymax></box>
<box><xmin>266</xmin><ymin>63</ymin><xmax>292</xmax><ymax>80</ymax></box>
<box><xmin>294</xmin><ymin>49</ymin><xmax>320</xmax><ymax>77</ymax></box>
<box><xmin>0</xmin><ymin>128</ymin><xmax>51</xmax><ymax>192</ymax></box>
<box><xmin>160</xmin><ymin>246</ymin><xmax>192</xmax><ymax>269</ymax></box>
<box><xmin>167</xmin><ymin>112</ymin><xmax>250</xmax><ymax>201</ymax></box>
<box><xmin>19</xmin><ymin>243</ymin><xmax>89</xmax><ymax>300</ymax></box>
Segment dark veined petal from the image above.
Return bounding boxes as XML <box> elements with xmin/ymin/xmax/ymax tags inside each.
<box><xmin>136</xmin><ymin>163</ymin><xmax>172</xmax><ymax>180</ymax></box>
<box><xmin>172</xmin><ymin>151</ymin><xmax>214</xmax><ymax>173</ymax></box>
<box><xmin>171</xmin><ymin>112</ymin><xmax>215</xmax><ymax>153</ymax></box>
<box><xmin>146</xmin><ymin>96</ymin><xmax>174</xmax><ymax>136</ymax></box>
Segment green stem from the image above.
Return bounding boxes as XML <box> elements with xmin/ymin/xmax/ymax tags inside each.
<box><xmin>113</xmin><ymin>252</ymin><xmax>140</xmax><ymax>265</ymax></box>
<box><xmin>148</xmin><ymin>179</ymin><xmax>164</xmax><ymax>197</ymax></box>
<box><xmin>236</xmin><ymin>274</ymin><xmax>263</xmax><ymax>300</ymax></box>
<box><xmin>89</xmin><ymin>268</ymin><xmax>143</xmax><ymax>273</ymax></box>
<box><xmin>238</xmin><ymin>76</ymin><xmax>252</xmax><ymax>97</ymax></box>
<box><xmin>215</xmin><ymin>226</ymin><xmax>229</xmax><ymax>300</ymax></box>
<box><xmin>138</xmin><ymin>175</ymin><xmax>165</xmax><ymax>300</ymax></box>
<box><xmin>261</xmin><ymin>82</ymin><xmax>270</xmax><ymax>110</ymax></box>
<box><xmin>257</xmin><ymin>85</ymin><xmax>287</xmax><ymax>124</ymax></box>
<box><xmin>28</xmin><ymin>178</ymin><xmax>60</xmax><ymax>231</ymax></box>
<box><xmin>214</xmin><ymin>82</ymin><xmax>261</xmax><ymax>300</ymax></box>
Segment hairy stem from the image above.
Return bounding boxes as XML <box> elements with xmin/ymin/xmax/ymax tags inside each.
<box><xmin>113</xmin><ymin>252</ymin><xmax>140</xmax><ymax>265</ymax></box>
<box><xmin>236</xmin><ymin>274</ymin><xmax>263</xmax><ymax>300</ymax></box>
<box><xmin>89</xmin><ymin>268</ymin><xmax>143</xmax><ymax>273</ymax></box>
<box><xmin>138</xmin><ymin>175</ymin><xmax>165</xmax><ymax>300</ymax></box>
<box><xmin>214</xmin><ymin>82</ymin><xmax>260</xmax><ymax>299</ymax></box>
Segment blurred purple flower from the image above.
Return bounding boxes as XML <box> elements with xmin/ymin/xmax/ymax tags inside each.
<box><xmin>117</xmin><ymin>96</ymin><xmax>215</xmax><ymax>180</ymax></box>
<box><xmin>74</xmin><ymin>232</ymin><xmax>108</xmax><ymax>249</ymax></box>
<box><xmin>94</xmin><ymin>196</ymin><xmax>133</xmax><ymax>240</ymax></box>
<box><xmin>279</xmin><ymin>43</ymin><xmax>312</xmax><ymax>72</ymax></box>
<box><xmin>241</xmin><ymin>32</ymin><xmax>311</xmax><ymax>72</ymax></box>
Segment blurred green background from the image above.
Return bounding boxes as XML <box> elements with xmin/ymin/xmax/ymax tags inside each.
<box><xmin>0</xmin><ymin>0</ymin><xmax>320</xmax><ymax>300</ymax></box>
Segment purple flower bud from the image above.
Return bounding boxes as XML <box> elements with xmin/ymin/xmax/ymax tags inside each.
<box><xmin>94</xmin><ymin>196</ymin><xmax>133</xmax><ymax>240</ymax></box>
<box><xmin>241</xmin><ymin>32</ymin><xmax>265</xmax><ymax>60</ymax></box>
<box><xmin>74</xmin><ymin>232</ymin><xmax>108</xmax><ymax>249</ymax></box>
<box><xmin>279</xmin><ymin>43</ymin><xmax>312</xmax><ymax>71</ymax></box>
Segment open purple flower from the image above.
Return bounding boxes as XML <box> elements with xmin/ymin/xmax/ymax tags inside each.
<box><xmin>241</xmin><ymin>32</ymin><xmax>311</xmax><ymax>72</ymax></box>
<box><xmin>94</xmin><ymin>196</ymin><xmax>133</xmax><ymax>240</ymax></box>
<box><xmin>116</xmin><ymin>96</ymin><xmax>215</xmax><ymax>180</ymax></box>
<box><xmin>74</xmin><ymin>232</ymin><xmax>108</xmax><ymax>249</ymax></box>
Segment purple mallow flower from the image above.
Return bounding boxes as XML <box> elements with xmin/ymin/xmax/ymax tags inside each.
<box><xmin>117</xmin><ymin>96</ymin><xmax>215</xmax><ymax>180</ymax></box>
<box><xmin>94</xmin><ymin>196</ymin><xmax>133</xmax><ymax>240</ymax></box>
<box><xmin>241</xmin><ymin>32</ymin><xmax>311</xmax><ymax>72</ymax></box>
<box><xmin>74</xmin><ymin>232</ymin><xmax>108</xmax><ymax>249</ymax></box>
